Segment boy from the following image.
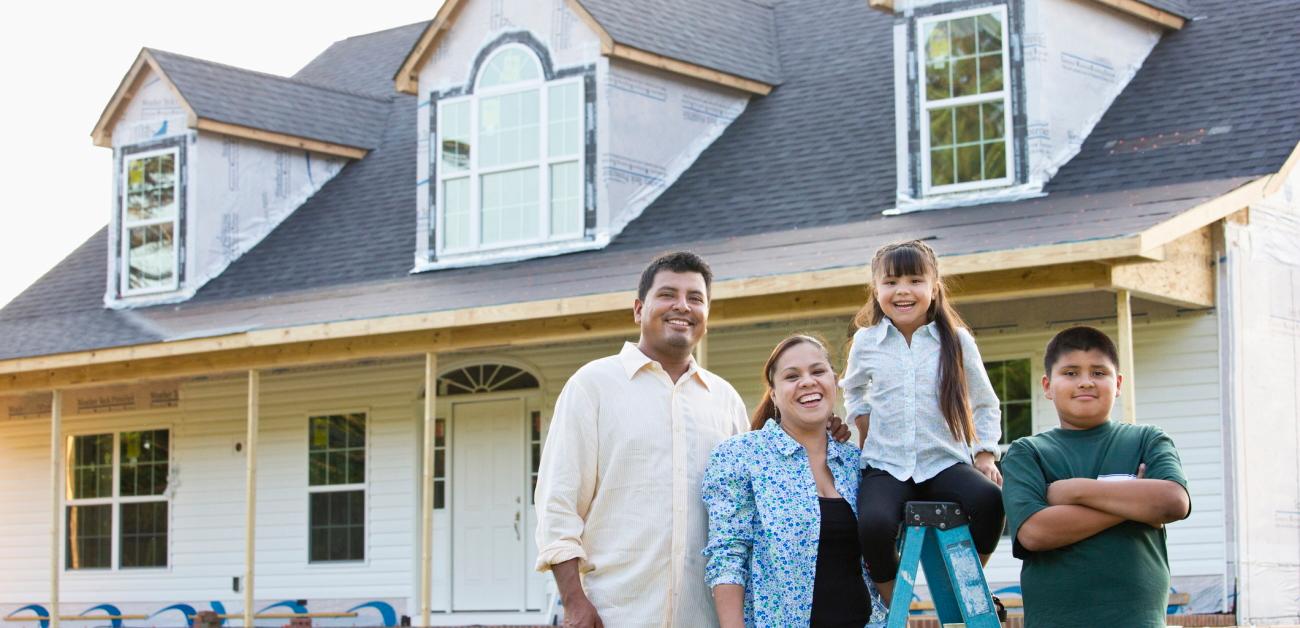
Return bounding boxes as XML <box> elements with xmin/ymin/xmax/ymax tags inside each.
<box><xmin>1001</xmin><ymin>326</ymin><xmax>1191</xmax><ymax>627</ymax></box>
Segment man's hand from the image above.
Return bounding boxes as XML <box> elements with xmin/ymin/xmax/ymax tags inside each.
<box><xmin>826</xmin><ymin>414</ymin><xmax>851</xmax><ymax>443</ymax></box>
<box><xmin>553</xmin><ymin>559</ymin><xmax>602</xmax><ymax>627</ymax></box>
<box><xmin>973</xmin><ymin>451</ymin><xmax>1002</xmax><ymax>486</ymax></box>
<box><xmin>561</xmin><ymin>593</ymin><xmax>603</xmax><ymax>628</ymax></box>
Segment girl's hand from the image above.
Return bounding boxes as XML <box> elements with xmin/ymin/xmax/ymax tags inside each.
<box><xmin>974</xmin><ymin>451</ymin><xmax>1002</xmax><ymax>487</ymax></box>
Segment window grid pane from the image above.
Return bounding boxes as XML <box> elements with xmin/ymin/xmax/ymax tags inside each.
<box><xmin>983</xmin><ymin>358</ymin><xmax>1033</xmax><ymax>445</ymax></box>
<box><xmin>310</xmin><ymin>490</ymin><xmax>365</xmax><ymax>562</ymax></box>
<box><xmin>550</xmin><ymin>162</ymin><xmax>582</xmax><ymax>237</ymax></box>
<box><xmin>66</xmin><ymin>504</ymin><xmax>112</xmax><ymax>569</ymax></box>
<box><xmin>481</xmin><ymin>168</ymin><xmax>540</xmax><ymax>245</ymax></box>
<box><xmin>120</xmin><ymin>501</ymin><xmax>168</xmax><ymax>568</ymax></box>
<box><xmin>529</xmin><ymin>411</ymin><xmax>543</xmax><ymax>505</ymax></box>
<box><xmin>125</xmin><ymin>153</ymin><xmax>178</xmax><ymax>222</ymax></box>
<box><xmin>308</xmin><ymin>413</ymin><xmax>366</xmax><ymax>487</ymax></box>
<box><xmin>548</xmin><ymin>83</ymin><xmax>582</xmax><ymax>159</ymax></box>
<box><xmin>120</xmin><ymin>429</ymin><xmax>169</xmax><ymax>497</ymax></box>
<box><xmin>434</xmin><ymin>418</ymin><xmax>447</xmax><ymax>510</ymax></box>
<box><xmin>478</xmin><ymin>48</ymin><xmax>541</xmax><ymax>89</ymax></box>
<box><xmin>922</xmin><ymin>10</ymin><xmax>1009</xmax><ymax>189</ymax></box>
<box><xmin>70</xmin><ymin>434</ymin><xmax>114</xmax><ymax>499</ymax></box>
<box><xmin>126</xmin><ymin>222</ymin><xmax>176</xmax><ymax>290</ymax></box>
<box><xmin>478</xmin><ymin>90</ymin><xmax>539</xmax><ymax>170</ymax></box>
<box><xmin>440</xmin><ymin>101</ymin><xmax>471</xmax><ymax>172</ymax></box>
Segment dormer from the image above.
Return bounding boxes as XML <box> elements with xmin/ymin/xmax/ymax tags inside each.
<box><xmin>90</xmin><ymin>49</ymin><xmax>389</xmax><ymax>308</ymax></box>
<box><xmin>395</xmin><ymin>0</ymin><xmax>781</xmax><ymax>271</ymax></box>
<box><xmin>870</xmin><ymin>0</ymin><xmax>1188</xmax><ymax>213</ymax></box>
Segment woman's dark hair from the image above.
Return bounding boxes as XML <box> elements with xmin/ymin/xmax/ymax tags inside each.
<box><xmin>851</xmin><ymin>240</ymin><xmax>974</xmax><ymax>444</ymax></box>
<box><xmin>751</xmin><ymin>333</ymin><xmax>834</xmax><ymax>431</ymax></box>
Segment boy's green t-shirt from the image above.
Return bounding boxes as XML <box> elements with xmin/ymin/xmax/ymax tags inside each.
<box><xmin>1001</xmin><ymin>421</ymin><xmax>1189</xmax><ymax>628</ymax></box>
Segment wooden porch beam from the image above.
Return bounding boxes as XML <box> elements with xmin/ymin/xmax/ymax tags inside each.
<box><xmin>419</xmin><ymin>353</ymin><xmax>437</xmax><ymax>626</ymax></box>
<box><xmin>49</xmin><ymin>391</ymin><xmax>61</xmax><ymax>628</ymax></box>
<box><xmin>1</xmin><ymin>262</ymin><xmax>1128</xmax><ymax>394</ymax></box>
<box><xmin>1109</xmin><ymin>228</ymin><xmax>1215</xmax><ymax>309</ymax></box>
<box><xmin>1116</xmin><ymin>290</ymin><xmax>1138</xmax><ymax>423</ymax></box>
<box><xmin>244</xmin><ymin>371</ymin><xmax>259</xmax><ymax>628</ymax></box>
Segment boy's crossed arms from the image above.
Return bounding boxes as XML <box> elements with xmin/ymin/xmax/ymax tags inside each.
<box><xmin>1016</xmin><ymin>463</ymin><xmax>1191</xmax><ymax>552</ymax></box>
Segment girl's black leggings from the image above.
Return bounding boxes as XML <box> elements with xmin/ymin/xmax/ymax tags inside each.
<box><xmin>856</xmin><ymin>462</ymin><xmax>1005</xmax><ymax>582</ymax></box>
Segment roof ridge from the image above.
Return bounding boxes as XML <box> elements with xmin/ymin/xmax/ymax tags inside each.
<box><xmin>145</xmin><ymin>47</ymin><xmax>392</xmax><ymax>103</ymax></box>
<box><xmin>339</xmin><ymin>19</ymin><xmax>430</xmax><ymax>42</ymax></box>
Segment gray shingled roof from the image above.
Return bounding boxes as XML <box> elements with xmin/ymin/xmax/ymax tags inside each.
<box><xmin>294</xmin><ymin>21</ymin><xmax>430</xmax><ymax>97</ymax></box>
<box><xmin>2</xmin><ymin>0</ymin><xmax>1296</xmax><ymax>362</ymax></box>
<box><xmin>148</xmin><ymin>48</ymin><xmax>392</xmax><ymax>150</ymax></box>
<box><xmin>578</xmin><ymin>0</ymin><xmax>782</xmax><ymax>85</ymax></box>
<box><xmin>1142</xmin><ymin>0</ymin><xmax>1195</xmax><ymax>19</ymax></box>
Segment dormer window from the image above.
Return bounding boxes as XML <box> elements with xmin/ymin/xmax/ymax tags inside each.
<box><xmin>119</xmin><ymin>142</ymin><xmax>183</xmax><ymax>295</ymax></box>
<box><xmin>434</xmin><ymin>44</ymin><xmax>585</xmax><ymax>255</ymax></box>
<box><xmin>918</xmin><ymin>6</ymin><xmax>1014</xmax><ymax>194</ymax></box>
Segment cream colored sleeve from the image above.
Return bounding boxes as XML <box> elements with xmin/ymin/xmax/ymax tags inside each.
<box><xmin>534</xmin><ymin>375</ymin><xmax>599</xmax><ymax>572</ymax></box>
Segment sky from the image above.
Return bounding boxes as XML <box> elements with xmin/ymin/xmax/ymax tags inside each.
<box><xmin>0</xmin><ymin>2</ymin><xmax>441</xmax><ymax>308</ymax></box>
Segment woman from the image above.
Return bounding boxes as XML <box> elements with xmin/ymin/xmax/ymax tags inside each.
<box><xmin>703</xmin><ymin>334</ymin><xmax>886</xmax><ymax>627</ymax></box>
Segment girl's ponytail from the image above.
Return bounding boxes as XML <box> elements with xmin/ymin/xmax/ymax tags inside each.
<box><xmin>858</xmin><ymin>240</ymin><xmax>974</xmax><ymax>444</ymax></box>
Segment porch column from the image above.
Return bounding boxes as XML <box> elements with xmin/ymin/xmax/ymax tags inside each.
<box><xmin>49</xmin><ymin>390</ymin><xmax>61</xmax><ymax>628</ymax></box>
<box><xmin>420</xmin><ymin>353</ymin><xmax>438</xmax><ymax>627</ymax></box>
<box><xmin>1116</xmin><ymin>290</ymin><xmax>1137</xmax><ymax>423</ymax></box>
<box><xmin>694</xmin><ymin>335</ymin><xmax>709</xmax><ymax>370</ymax></box>
<box><xmin>244</xmin><ymin>371</ymin><xmax>260</xmax><ymax>627</ymax></box>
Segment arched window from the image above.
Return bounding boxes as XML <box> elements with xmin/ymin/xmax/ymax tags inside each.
<box><xmin>437</xmin><ymin>363</ymin><xmax>540</xmax><ymax>397</ymax></box>
<box><xmin>435</xmin><ymin>44</ymin><xmax>585</xmax><ymax>254</ymax></box>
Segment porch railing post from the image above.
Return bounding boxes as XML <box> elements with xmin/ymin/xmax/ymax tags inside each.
<box><xmin>420</xmin><ymin>353</ymin><xmax>438</xmax><ymax>626</ymax></box>
<box><xmin>1116</xmin><ymin>289</ymin><xmax>1137</xmax><ymax>423</ymax></box>
<box><xmin>245</xmin><ymin>370</ymin><xmax>260</xmax><ymax>626</ymax></box>
<box><xmin>49</xmin><ymin>390</ymin><xmax>61</xmax><ymax>628</ymax></box>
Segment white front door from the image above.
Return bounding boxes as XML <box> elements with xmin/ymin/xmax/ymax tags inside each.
<box><xmin>452</xmin><ymin>398</ymin><xmax>526</xmax><ymax>611</ymax></box>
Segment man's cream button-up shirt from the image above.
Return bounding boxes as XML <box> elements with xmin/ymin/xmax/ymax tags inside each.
<box><xmin>535</xmin><ymin>342</ymin><xmax>748</xmax><ymax>627</ymax></box>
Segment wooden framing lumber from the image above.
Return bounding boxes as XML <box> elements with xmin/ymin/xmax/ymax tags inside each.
<box><xmin>192</xmin><ymin>119</ymin><xmax>368</xmax><ymax>160</ymax></box>
<box><xmin>243</xmin><ymin>371</ymin><xmax>259</xmax><ymax>628</ymax></box>
<box><xmin>1089</xmin><ymin>0</ymin><xmax>1186</xmax><ymax>29</ymax></box>
<box><xmin>1138</xmin><ymin>177</ymin><xmax>1267</xmax><ymax>252</ymax></box>
<box><xmin>1110</xmin><ymin>228</ymin><xmax>1215</xmax><ymax>308</ymax></box>
<box><xmin>1264</xmin><ymin>140</ymin><xmax>1300</xmax><ymax>197</ymax></box>
<box><xmin>419</xmin><ymin>353</ymin><xmax>437</xmax><ymax>628</ymax></box>
<box><xmin>865</xmin><ymin>0</ymin><xmax>1182</xmax><ymax>29</ymax></box>
<box><xmin>92</xmin><ymin>51</ymin><xmax>369</xmax><ymax>160</ymax></box>
<box><xmin>92</xmin><ymin>50</ymin><xmax>198</xmax><ymax>147</ymax></box>
<box><xmin>394</xmin><ymin>0</ymin><xmax>775</xmax><ymax>96</ymax></box>
<box><xmin>605</xmin><ymin>43</ymin><xmax>773</xmax><ymax>95</ymax></box>
<box><xmin>1116</xmin><ymin>289</ymin><xmax>1138</xmax><ymax>423</ymax></box>
<box><xmin>394</xmin><ymin>0</ymin><xmax>469</xmax><ymax>94</ymax></box>
<box><xmin>49</xmin><ymin>391</ymin><xmax>61</xmax><ymax>628</ymax></box>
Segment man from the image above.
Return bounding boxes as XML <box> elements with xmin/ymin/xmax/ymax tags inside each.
<box><xmin>534</xmin><ymin>251</ymin><xmax>846</xmax><ymax>627</ymax></box>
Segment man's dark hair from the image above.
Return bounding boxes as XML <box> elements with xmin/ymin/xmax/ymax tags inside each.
<box><xmin>1044</xmin><ymin>326</ymin><xmax>1120</xmax><ymax>375</ymax></box>
<box><xmin>637</xmin><ymin>251</ymin><xmax>713</xmax><ymax>301</ymax></box>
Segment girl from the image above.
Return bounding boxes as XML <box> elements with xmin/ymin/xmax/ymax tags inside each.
<box><xmin>703</xmin><ymin>334</ymin><xmax>886</xmax><ymax>628</ymax></box>
<box><xmin>841</xmin><ymin>240</ymin><xmax>1004</xmax><ymax>607</ymax></box>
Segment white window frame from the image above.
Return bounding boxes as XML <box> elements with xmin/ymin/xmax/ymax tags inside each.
<box><xmin>63</xmin><ymin>427</ymin><xmax>173</xmax><ymax>572</ymax></box>
<box><xmin>119</xmin><ymin>146</ymin><xmax>182</xmax><ymax>297</ymax></box>
<box><xmin>980</xmin><ymin>354</ymin><xmax>1036</xmax><ymax>456</ymax></box>
<box><xmin>917</xmin><ymin>5</ymin><xmax>1015</xmax><ymax>196</ymax></box>
<box><xmin>435</xmin><ymin>44</ymin><xmax>586</xmax><ymax>256</ymax></box>
<box><xmin>305</xmin><ymin>409</ymin><xmax>370</xmax><ymax>565</ymax></box>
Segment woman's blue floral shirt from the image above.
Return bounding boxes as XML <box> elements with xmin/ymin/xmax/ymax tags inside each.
<box><xmin>703</xmin><ymin>419</ymin><xmax>887</xmax><ymax>627</ymax></box>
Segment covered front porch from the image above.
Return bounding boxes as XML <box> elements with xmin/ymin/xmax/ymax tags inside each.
<box><xmin>0</xmin><ymin>225</ymin><xmax>1232</xmax><ymax>626</ymax></box>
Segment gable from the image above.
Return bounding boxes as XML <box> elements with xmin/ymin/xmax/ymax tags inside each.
<box><xmin>395</xmin><ymin>0</ymin><xmax>778</xmax><ymax>95</ymax></box>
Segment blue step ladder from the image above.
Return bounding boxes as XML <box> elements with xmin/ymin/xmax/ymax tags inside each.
<box><xmin>886</xmin><ymin>502</ymin><xmax>1003</xmax><ymax>628</ymax></box>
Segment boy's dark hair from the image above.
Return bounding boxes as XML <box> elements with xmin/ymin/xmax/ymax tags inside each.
<box><xmin>637</xmin><ymin>251</ymin><xmax>713</xmax><ymax>301</ymax></box>
<box><xmin>1044</xmin><ymin>326</ymin><xmax>1120</xmax><ymax>375</ymax></box>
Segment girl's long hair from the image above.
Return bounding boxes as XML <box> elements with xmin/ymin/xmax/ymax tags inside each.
<box><xmin>751</xmin><ymin>333</ymin><xmax>833</xmax><ymax>431</ymax></box>
<box><xmin>851</xmin><ymin>240</ymin><xmax>974</xmax><ymax>444</ymax></box>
